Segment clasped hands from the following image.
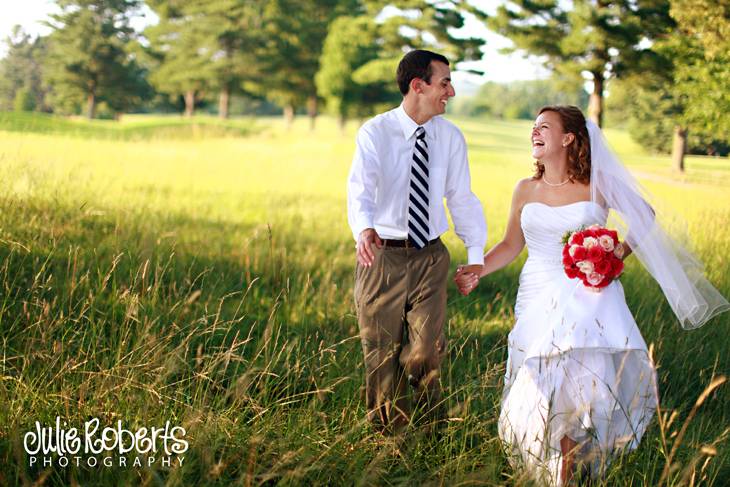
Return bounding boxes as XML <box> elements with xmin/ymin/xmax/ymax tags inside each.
<box><xmin>454</xmin><ymin>264</ymin><xmax>483</xmax><ymax>296</ymax></box>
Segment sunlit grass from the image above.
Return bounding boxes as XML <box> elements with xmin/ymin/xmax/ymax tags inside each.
<box><xmin>0</xmin><ymin>112</ymin><xmax>728</xmax><ymax>485</ymax></box>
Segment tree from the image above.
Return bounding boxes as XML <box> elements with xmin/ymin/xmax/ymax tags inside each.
<box><xmin>203</xmin><ymin>1</ymin><xmax>266</xmax><ymax>119</ymax></box>
<box><xmin>670</xmin><ymin>0</ymin><xmax>730</xmax><ymax>142</ymax></box>
<box><xmin>145</xmin><ymin>0</ymin><xmax>268</xmax><ymax>118</ymax></box>
<box><xmin>0</xmin><ymin>26</ymin><xmax>48</xmax><ymax>112</ymax></box>
<box><xmin>316</xmin><ymin>16</ymin><xmax>389</xmax><ymax>128</ymax></box>
<box><xmin>257</xmin><ymin>0</ymin><xmax>358</xmax><ymax>128</ymax></box>
<box><xmin>144</xmin><ymin>1</ymin><xmax>215</xmax><ymax>117</ymax></box>
<box><xmin>316</xmin><ymin>1</ymin><xmax>486</xmax><ymax>126</ymax></box>
<box><xmin>604</xmin><ymin>0</ymin><xmax>730</xmax><ymax>169</ymax></box>
<box><xmin>101</xmin><ymin>40</ymin><xmax>153</xmax><ymax>117</ymax></box>
<box><xmin>44</xmin><ymin>0</ymin><xmax>143</xmax><ymax>119</ymax></box>
<box><xmin>488</xmin><ymin>0</ymin><xmax>672</xmax><ymax>127</ymax></box>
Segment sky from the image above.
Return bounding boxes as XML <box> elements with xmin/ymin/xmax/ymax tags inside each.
<box><xmin>0</xmin><ymin>0</ymin><xmax>551</xmax><ymax>92</ymax></box>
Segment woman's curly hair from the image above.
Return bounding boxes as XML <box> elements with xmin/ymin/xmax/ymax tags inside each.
<box><xmin>533</xmin><ymin>105</ymin><xmax>591</xmax><ymax>184</ymax></box>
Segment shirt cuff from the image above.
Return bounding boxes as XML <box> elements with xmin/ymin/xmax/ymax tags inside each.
<box><xmin>466</xmin><ymin>246</ymin><xmax>485</xmax><ymax>266</ymax></box>
<box><xmin>352</xmin><ymin>216</ymin><xmax>374</xmax><ymax>241</ymax></box>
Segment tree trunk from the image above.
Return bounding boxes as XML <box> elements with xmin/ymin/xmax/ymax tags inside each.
<box><xmin>672</xmin><ymin>125</ymin><xmax>687</xmax><ymax>172</ymax></box>
<box><xmin>184</xmin><ymin>90</ymin><xmax>195</xmax><ymax>117</ymax></box>
<box><xmin>588</xmin><ymin>72</ymin><xmax>604</xmax><ymax>127</ymax></box>
<box><xmin>86</xmin><ymin>90</ymin><xmax>96</xmax><ymax>120</ymax></box>
<box><xmin>218</xmin><ymin>86</ymin><xmax>230</xmax><ymax>119</ymax></box>
<box><xmin>307</xmin><ymin>96</ymin><xmax>317</xmax><ymax>130</ymax></box>
<box><xmin>283</xmin><ymin>104</ymin><xmax>294</xmax><ymax>129</ymax></box>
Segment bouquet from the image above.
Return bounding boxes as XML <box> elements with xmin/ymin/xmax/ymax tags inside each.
<box><xmin>562</xmin><ymin>224</ymin><xmax>624</xmax><ymax>289</ymax></box>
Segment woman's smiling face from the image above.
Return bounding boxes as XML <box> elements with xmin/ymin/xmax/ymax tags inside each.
<box><xmin>531</xmin><ymin>110</ymin><xmax>569</xmax><ymax>161</ymax></box>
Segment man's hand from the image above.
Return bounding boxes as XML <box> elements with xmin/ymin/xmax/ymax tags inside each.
<box><xmin>454</xmin><ymin>264</ymin><xmax>483</xmax><ymax>296</ymax></box>
<box><xmin>357</xmin><ymin>228</ymin><xmax>383</xmax><ymax>267</ymax></box>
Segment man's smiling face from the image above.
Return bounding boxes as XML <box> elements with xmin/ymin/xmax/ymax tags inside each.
<box><xmin>419</xmin><ymin>61</ymin><xmax>455</xmax><ymax>118</ymax></box>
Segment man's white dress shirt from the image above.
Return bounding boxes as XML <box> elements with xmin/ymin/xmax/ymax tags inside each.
<box><xmin>347</xmin><ymin>104</ymin><xmax>487</xmax><ymax>265</ymax></box>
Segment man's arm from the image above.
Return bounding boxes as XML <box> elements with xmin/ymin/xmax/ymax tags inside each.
<box><xmin>347</xmin><ymin>126</ymin><xmax>382</xmax><ymax>266</ymax></box>
<box><xmin>444</xmin><ymin>129</ymin><xmax>487</xmax><ymax>268</ymax></box>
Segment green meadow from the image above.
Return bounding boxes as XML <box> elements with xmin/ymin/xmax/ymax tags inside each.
<box><xmin>0</xmin><ymin>112</ymin><xmax>728</xmax><ymax>486</ymax></box>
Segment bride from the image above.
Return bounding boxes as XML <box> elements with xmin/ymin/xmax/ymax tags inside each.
<box><xmin>454</xmin><ymin>105</ymin><xmax>729</xmax><ymax>485</ymax></box>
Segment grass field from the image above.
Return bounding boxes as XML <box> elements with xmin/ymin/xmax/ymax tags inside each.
<box><xmin>0</xmin><ymin>112</ymin><xmax>728</xmax><ymax>486</ymax></box>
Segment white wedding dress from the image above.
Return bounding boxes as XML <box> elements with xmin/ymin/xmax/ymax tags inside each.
<box><xmin>498</xmin><ymin>201</ymin><xmax>659</xmax><ymax>486</ymax></box>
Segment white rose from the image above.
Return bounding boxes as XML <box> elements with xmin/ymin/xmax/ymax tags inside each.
<box><xmin>598</xmin><ymin>235</ymin><xmax>614</xmax><ymax>252</ymax></box>
<box><xmin>577</xmin><ymin>260</ymin><xmax>594</xmax><ymax>275</ymax></box>
<box><xmin>587</xmin><ymin>272</ymin><xmax>604</xmax><ymax>286</ymax></box>
<box><xmin>583</xmin><ymin>236</ymin><xmax>598</xmax><ymax>249</ymax></box>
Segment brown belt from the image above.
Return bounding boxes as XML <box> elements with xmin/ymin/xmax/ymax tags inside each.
<box><xmin>382</xmin><ymin>237</ymin><xmax>441</xmax><ymax>249</ymax></box>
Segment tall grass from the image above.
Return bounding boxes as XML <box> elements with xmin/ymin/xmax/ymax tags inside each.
<box><xmin>0</xmin><ymin>113</ymin><xmax>728</xmax><ymax>486</ymax></box>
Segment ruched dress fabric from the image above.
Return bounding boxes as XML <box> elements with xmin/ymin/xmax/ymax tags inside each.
<box><xmin>498</xmin><ymin>201</ymin><xmax>658</xmax><ymax>486</ymax></box>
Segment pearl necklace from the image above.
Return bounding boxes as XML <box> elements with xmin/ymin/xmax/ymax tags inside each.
<box><xmin>542</xmin><ymin>175</ymin><xmax>570</xmax><ymax>187</ymax></box>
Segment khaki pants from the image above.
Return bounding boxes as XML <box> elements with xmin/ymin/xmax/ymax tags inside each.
<box><xmin>354</xmin><ymin>240</ymin><xmax>450</xmax><ymax>430</ymax></box>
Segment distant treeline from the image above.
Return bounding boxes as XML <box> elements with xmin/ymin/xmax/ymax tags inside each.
<box><xmin>0</xmin><ymin>0</ymin><xmax>484</xmax><ymax>126</ymax></box>
<box><xmin>0</xmin><ymin>0</ymin><xmax>727</xmax><ymax>162</ymax></box>
<box><xmin>450</xmin><ymin>79</ymin><xmax>589</xmax><ymax>121</ymax></box>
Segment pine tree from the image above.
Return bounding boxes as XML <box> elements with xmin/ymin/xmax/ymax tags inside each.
<box><xmin>0</xmin><ymin>26</ymin><xmax>47</xmax><ymax>112</ymax></box>
<box><xmin>257</xmin><ymin>0</ymin><xmax>359</xmax><ymax>128</ymax></box>
<box><xmin>316</xmin><ymin>16</ymin><xmax>383</xmax><ymax>129</ymax></box>
<box><xmin>145</xmin><ymin>0</ymin><xmax>268</xmax><ymax>118</ymax></box>
<box><xmin>606</xmin><ymin>1</ymin><xmax>729</xmax><ymax>169</ymax></box>
<box><xmin>145</xmin><ymin>0</ymin><xmax>215</xmax><ymax>117</ymax></box>
<box><xmin>44</xmin><ymin>0</ymin><xmax>142</xmax><ymax>119</ymax></box>
<box><xmin>488</xmin><ymin>0</ymin><xmax>670</xmax><ymax>127</ymax></box>
<box><xmin>316</xmin><ymin>1</ymin><xmax>486</xmax><ymax>126</ymax></box>
<box><xmin>670</xmin><ymin>0</ymin><xmax>730</xmax><ymax>144</ymax></box>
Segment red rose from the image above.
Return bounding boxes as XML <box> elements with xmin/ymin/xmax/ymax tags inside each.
<box><xmin>584</xmin><ymin>229</ymin><xmax>598</xmax><ymax>239</ymax></box>
<box><xmin>562</xmin><ymin>245</ymin><xmax>570</xmax><ymax>258</ymax></box>
<box><xmin>566</xmin><ymin>266</ymin><xmax>580</xmax><ymax>279</ymax></box>
<box><xmin>611</xmin><ymin>258</ymin><xmax>624</xmax><ymax>276</ymax></box>
<box><xmin>572</xmin><ymin>246</ymin><xmax>587</xmax><ymax>261</ymax></box>
<box><xmin>563</xmin><ymin>254</ymin><xmax>573</xmax><ymax>266</ymax></box>
<box><xmin>608</xmin><ymin>230</ymin><xmax>619</xmax><ymax>244</ymax></box>
<box><xmin>570</xmin><ymin>233</ymin><xmax>585</xmax><ymax>245</ymax></box>
<box><xmin>587</xmin><ymin>246</ymin><xmax>604</xmax><ymax>263</ymax></box>
<box><xmin>595</xmin><ymin>260</ymin><xmax>611</xmax><ymax>275</ymax></box>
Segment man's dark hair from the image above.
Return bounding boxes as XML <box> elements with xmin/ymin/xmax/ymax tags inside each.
<box><xmin>396</xmin><ymin>49</ymin><xmax>449</xmax><ymax>95</ymax></box>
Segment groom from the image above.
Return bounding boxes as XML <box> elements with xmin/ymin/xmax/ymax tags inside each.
<box><xmin>347</xmin><ymin>49</ymin><xmax>486</xmax><ymax>432</ymax></box>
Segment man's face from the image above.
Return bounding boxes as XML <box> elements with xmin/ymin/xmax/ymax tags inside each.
<box><xmin>418</xmin><ymin>61</ymin><xmax>455</xmax><ymax>117</ymax></box>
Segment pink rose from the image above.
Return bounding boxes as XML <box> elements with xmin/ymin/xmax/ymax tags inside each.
<box><xmin>577</xmin><ymin>260</ymin><xmax>594</xmax><ymax>275</ymax></box>
<box><xmin>583</xmin><ymin>236</ymin><xmax>598</xmax><ymax>249</ymax></box>
<box><xmin>587</xmin><ymin>272</ymin><xmax>604</xmax><ymax>286</ymax></box>
<box><xmin>568</xmin><ymin>244</ymin><xmax>580</xmax><ymax>258</ymax></box>
<box><xmin>598</xmin><ymin>235</ymin><xmax>614</xmax><ymax>252</ymax></box>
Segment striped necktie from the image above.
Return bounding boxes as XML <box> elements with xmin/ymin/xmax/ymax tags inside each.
<box><xmin>408</xmin><ymin>126</ymin><xmax>429</xmax><ymax>249</ymax></box>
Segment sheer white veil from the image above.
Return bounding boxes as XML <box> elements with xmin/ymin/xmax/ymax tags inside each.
<box><xmin>587</xmin><ymin>120</ymin><xmax>729</xmax><ymax>329</ymax></box>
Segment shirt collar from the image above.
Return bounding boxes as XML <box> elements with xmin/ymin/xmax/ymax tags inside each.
<box><xmin>396</xmin><ymin>103</ymin><xmax>437</xmax><ymax>141</ymax></box>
